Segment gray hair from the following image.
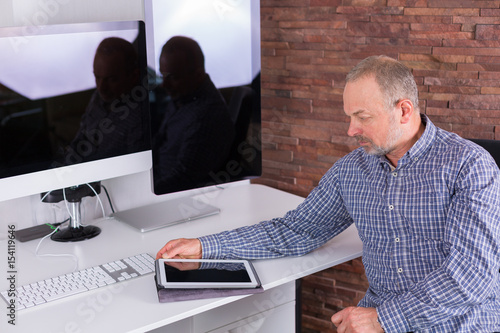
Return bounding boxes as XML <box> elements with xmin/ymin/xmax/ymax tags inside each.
<box><xmin>346</xmin><ymin>55</ymin><xmax>419</xmax><ymax>113</ymax></box>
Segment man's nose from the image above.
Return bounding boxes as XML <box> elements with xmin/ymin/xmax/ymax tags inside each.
<box><xmin>347</xmin><ymin>119</ymin><xmax>360</xmax><ymax>137</ymax></box>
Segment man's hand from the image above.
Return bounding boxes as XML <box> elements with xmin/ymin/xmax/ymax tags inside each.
<box><xmin>156</xmin><ymin>238</ymin><xmax>202</xmax><ymax>260</ymax></box>
<box><xmin>331</xmin><ymin>307</ymin><xmax>384</xmax><ymax>333</ymax></box>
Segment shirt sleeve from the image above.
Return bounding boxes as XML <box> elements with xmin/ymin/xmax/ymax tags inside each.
<box><xmin>377</xmin><ymin>152</ymin><xmax>500</xmax><ymax>332</ymax></box>
<box><xmin>199</xmin><ymin>164</ymin><xmax>354</xmax><ymax>259</ymax></box>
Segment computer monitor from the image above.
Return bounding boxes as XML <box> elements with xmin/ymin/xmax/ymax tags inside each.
<box><xmin>145</xmin><ymin>0</ymin><xmax>262</xmax><ymax>196</ymax></box>
<box><xmin>0</xmin><ymin>20</ymin><xmax>151</xmax><ymax>239</ymax></box>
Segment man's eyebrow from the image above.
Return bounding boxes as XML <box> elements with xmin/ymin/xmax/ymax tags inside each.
<box><xmin>347</xmin><ymin>110</ymin><xmax>368</xmax><ymax>117</ymax></box>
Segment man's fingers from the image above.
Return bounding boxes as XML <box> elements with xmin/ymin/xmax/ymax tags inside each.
<box><xmin>331</xmin><ymin>310</ymin><xmax>343</xmax><ymax>326</ymax></box>
<box><xmin>156</xmin><ymin>239</ymin><xmax>181</xmax><ymax>259</ymax></box>
<box><xmin>156</xmin><ymin>238</ymin><xmax>202</xmax><ymax>260</ymax></box>
<box><xmin>331</xmin><ymin>307</ymin><xmax>383</xmax><ymax>333</ymax></box>
<box><xmin>332</xmin><ymin>307</ymin><xmax>353</xmax><ymax>328</ymax></box>
<box><xmin>156</xmin><ymin>244</ymin><xmax>168</xmax><ymax>259</ymax></box>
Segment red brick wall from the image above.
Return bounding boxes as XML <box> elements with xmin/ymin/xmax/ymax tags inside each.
<box><xmin>255</xmin><ymin>1</ymin><xmax>500</xmax><ymax>332</ymax></box>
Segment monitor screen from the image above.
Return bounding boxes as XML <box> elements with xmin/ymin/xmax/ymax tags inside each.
<box><xmin>0</xmin><ymin>20</ymin><xmax>151</xmax><ymax>202</ymax></box>
<box><xmin>145</xmin><ymin>0</ymin><xmax>262</xmax><ymax>195</ymax></box>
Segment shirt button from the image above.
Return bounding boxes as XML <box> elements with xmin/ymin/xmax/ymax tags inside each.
<box><xmin>392</xmin><ymin>172</ymin><xmax>397</xmax><ymax>177</ymax></box>
<box><xmin>395</xmin><ymin>237</ymin><xmax>400</xmax><ymax>242</ymax></box>
<box><xmin>397</xmin><ymin>268</ymin><xmax>403</xmax><ymax>273</ymax></box>
<box><xmin>389</xmin><ymin>205</ymin><xmax>394</xmax><ymax>210</ymax></box>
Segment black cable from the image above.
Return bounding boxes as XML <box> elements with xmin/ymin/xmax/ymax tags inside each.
<box><xmin>52</xmin><ymin>217</ymin><xmax>70</xmax><ymax>227</ymax></box>
<box><xmin>100</xmin><ymin>184</ymin><xmax>115</xmax><ymax>214</ymax></box>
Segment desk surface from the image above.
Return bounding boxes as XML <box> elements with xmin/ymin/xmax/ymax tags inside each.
<box><xmin>0</xmin><ymin>184</ymin><xmax>362</xmax><ymax>333</ymax></box>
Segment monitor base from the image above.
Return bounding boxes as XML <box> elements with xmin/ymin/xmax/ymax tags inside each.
<box><xmin>51</xmin><ymin>225</ymin><xmax>101</xmax><ymax>242</ymax></box>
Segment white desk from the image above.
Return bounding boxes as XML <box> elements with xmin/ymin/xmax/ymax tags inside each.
<box><xmin>0</xmin><ymin>184</ymin><xmax>362</xmax><ymax>333</ymax></box>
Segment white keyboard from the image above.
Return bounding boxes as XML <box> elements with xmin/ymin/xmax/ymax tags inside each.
<box><xmin>1</xmin><ymin>253</ymin><xmax>155</xmax><ymax>311</ymax></box>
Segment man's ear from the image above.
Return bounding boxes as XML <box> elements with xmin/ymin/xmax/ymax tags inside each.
<box><xmin>398</xmin><ymin>99</ymin><xmax>413</xmax><ymax>124</ymax></box>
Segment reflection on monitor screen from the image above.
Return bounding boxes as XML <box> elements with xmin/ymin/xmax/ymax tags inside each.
<box><xmin>146</xmin><ymin>0</ymin><xmax>262</xmax><ymax>195</ymax></box>
<box><xmin>0</xmin><ymin>20</ymin><xmax>151</xmax><ymax>202</ymax></box>
<box><xmin>1</xmin><ymin>23</ymin><xmax>139</xmax><ymax>100</ymax></box>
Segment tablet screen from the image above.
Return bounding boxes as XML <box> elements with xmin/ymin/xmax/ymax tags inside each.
<box><xmin>164</xmin><ymin>262</ymin><xmax>251</xmax><ymax>283</ymax></box>
<box><xmin>156</xmin><ymin>259</ymin><xmax>260</xmax><ymax>289</ymax></box>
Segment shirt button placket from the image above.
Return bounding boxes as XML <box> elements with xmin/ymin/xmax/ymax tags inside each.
<box><xmin>386</xmin><ymin>168</ymin><xmax>404</xmax><ymax>280</ymax></box>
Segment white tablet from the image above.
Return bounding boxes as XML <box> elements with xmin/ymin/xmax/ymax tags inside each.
<box><xmin>155</xmin><ymin>259</ymin><xmax>261</xmax><ymax>289</ymax></box>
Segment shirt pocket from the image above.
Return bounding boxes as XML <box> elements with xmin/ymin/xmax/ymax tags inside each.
<box><xmin>399</xmin><ymin>177</ymin><xmax>450</xmax><ymax>240</ymax></box>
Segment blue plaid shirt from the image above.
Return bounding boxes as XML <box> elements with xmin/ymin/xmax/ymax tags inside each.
<box><xmin>200</xmin><ymin>116</ymin><xmax>500</xmax><ymax>332</ymax></box>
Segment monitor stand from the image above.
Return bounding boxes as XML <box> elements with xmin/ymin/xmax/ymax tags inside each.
<box><xmin>51</xmin><ymin>199</ymin><xmax>101</xmax><ymax>242</ymax></box>
<box><xmin>41</xmin><ymin>182</ymin><xmax>102</xmax><ymax>242</ymax></box>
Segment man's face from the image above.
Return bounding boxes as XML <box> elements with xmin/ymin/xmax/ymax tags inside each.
<box><xmin>93</xmin><ymin>53</ymin><xmax>137</xmax><ymax>103</ymax></box>
<box><xmin>159</xmin><ymin>51</ymin><xmax>196</xmax><ymax>100</ymax></box>
<box><xmin>343</xmin><ymin>75</ymin><xmax>403</xmax><ymax>156</ymax></box>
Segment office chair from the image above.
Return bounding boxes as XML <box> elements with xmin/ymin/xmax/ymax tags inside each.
<box><xmin>468</xmin><ymin>138</ymin><xmax>500</xmax><ymax>168</ymax></box>
<box><xmin>468</xmin><ymin>138</ymin><xmax>500</xmax><ymax>274</ymax></box>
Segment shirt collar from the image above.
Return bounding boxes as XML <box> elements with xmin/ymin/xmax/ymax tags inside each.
<box><xmin>405</xmin><ymin>113</ymin><xmax>436</xmax><ymax>161</ymax></box>
<box><xmin>376</xmin><ymin>114</ymin><xmax>436</xmax><ymax>168</ymax></box>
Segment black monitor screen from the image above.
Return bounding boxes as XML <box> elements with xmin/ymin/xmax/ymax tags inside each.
<box><xmin>0</xmin><ymin>21</ymin><xmax>151</xmax><ymax>179</ymax></box>
<box><xmin>146</xmin><ymin>0</ymin><xmax>262</xmax><ymax>195</ymax></box>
